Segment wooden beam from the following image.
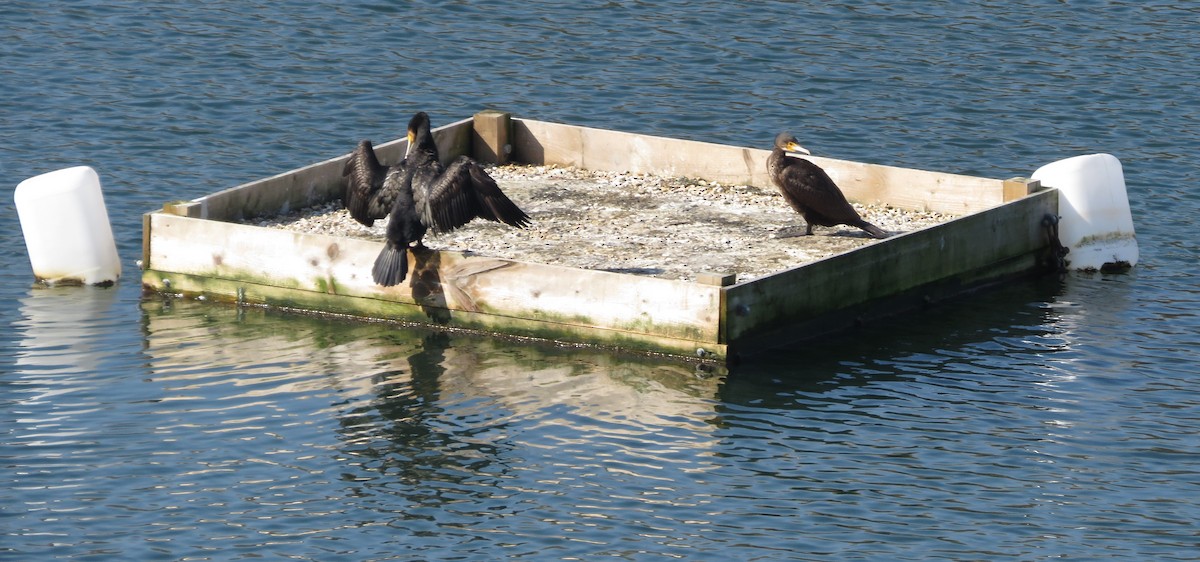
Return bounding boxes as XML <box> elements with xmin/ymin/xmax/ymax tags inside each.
<box><xmin>186</xmin><ymin>118</ymin><xmax>475</xmax><ymax>223</ymax></box>
<box><xmin>162</xmin><ymin>200</ymin><xmax>197</xmax><ymax>217</ymax></box>
<box><xmin>473</xmin><ymin>110</ymin><xmax>511</xmax><ymax>164</ymax></box>
<box><xmin>143</xmin><ymin>212</ymin><xmax>723</xmax><ymax>345</ymax></box>
<box><xmin>141</xmin><ymin>211</ymin><xmax>153</xmax><ymax>271</ymax></box>
<box><xmin>1003</xmin><ymin>177</ymin><xmax>1042</xmax><ymax>202</ymax></box>
<box><xmin>697</xmin><ymin>272</ymin><xmax>737</xmax><ymax>287</ymax></box>
<box><xmin>139</xmin><ymin>302</ymin><xmax>729</xmax><ymax>385</ymax></box>
<box><xmin>145</xmin><ymin>268</ymin><xmax>729</xmax><ymax>361</ymax></box>
<box><xmin>723</xmin><ymin>188</ymin><xmax>1059</xmax><ymax>349</ymax></box>
<box><xmin>510</xmin><ymin>118</ymin><xmax>1008</xmax><ymax>215</ymax></box>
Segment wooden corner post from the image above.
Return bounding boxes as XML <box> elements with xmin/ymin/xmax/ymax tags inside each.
<box><xmin>1003</xmin><ymin>177</ymin><xmax>1042</xmax><ymax>202</ymax></box>
<box><xmin>473</xmin><ymin>110</ymin><xmax>512</xmax><ymax>165</ymax></box>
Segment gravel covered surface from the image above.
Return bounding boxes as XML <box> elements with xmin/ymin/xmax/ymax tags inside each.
<box><xmin>252</xmin><ymin>164</ymin><xmax>956</xmax><ymax>282</ymax></box>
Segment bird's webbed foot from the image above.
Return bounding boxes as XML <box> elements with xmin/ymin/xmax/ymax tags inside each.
<box><xmin>774</xmin><ymin>225</ymin><xmax>811</xmax><ymax>239</ymax></box>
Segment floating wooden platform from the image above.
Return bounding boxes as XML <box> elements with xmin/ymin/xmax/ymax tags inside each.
<box><xmin>141</xmin><ymin>111</ymin><xmax>1058</xmax><ymax>364</ymax></box>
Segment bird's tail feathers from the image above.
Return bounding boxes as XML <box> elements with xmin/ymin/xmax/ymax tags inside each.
<box><xmin>857</xmin><ymin>221</ymin><xmax>890</xmax><ymax>239</ymax></box>
<box><xmin>372</xmin><ymin>241</ymin><xmax>409</xmax><ymax>286</ymax></box>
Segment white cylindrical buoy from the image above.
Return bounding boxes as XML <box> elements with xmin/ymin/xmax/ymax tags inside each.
<box><xmin>1031</xmin><ymin>154</ymin><xmax>1138</xmax><ymax>271</ymax></box>
<box><xmin>14</xmin><ymin>166</ymin><xmax>122</xmax><ymax>285</ymax></box>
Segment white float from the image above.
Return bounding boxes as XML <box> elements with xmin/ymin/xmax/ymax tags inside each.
<box><xmin>14</xmin><ymin>166</ymin><xmax>122</xmax><ymax>285</ymax></box>
<box><xmin>1032</xmin><ymin>153</ymin><xmax>1138</xmax><ymax>271</ymax></box>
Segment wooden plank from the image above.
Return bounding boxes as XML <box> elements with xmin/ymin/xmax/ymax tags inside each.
<box><xmin>810</xmin><ymin>156</ymin><xmax>1006</xmax><ymax>215</ymax></box>
<box><xmin>141</xmin><ymin>211</ymin><xmax>152</xmax><ymax>271</ymax></box>
<box><xmin>473</xmin><ymin>110</ymin><xmax>511</xmax><ymax>164</ymax></box>
<box><xmin>139</xmin><ymin>302</ymin><xmax>727</xmax><ymax>398</ymax></box>
<box><xmin>511</xmin><ymin>118</ymin><xmax>766</xmax><ymax>184</ymax></box>
<box><xmin>144</xmin><ymin>212</ymin><xmax>722</xmax><ymax>345</ymax></box>
<box><xmin>511</xmin><ymin>118</ymin><xmax>1007</xmax><ymax>215</ymax></box>
<box><xmin>723</xmin><ymin>188</ymin><xmax>1059</xmax><ymax>348</ymax></box>
<box><xmin>697</xmin><ymin>272</ymin><xmax>737</xmax><ymax>287</ymax></box>
<box><xmin>171</xmin><ymin>116</ymin><xmax>1008</xmax><ymax>222</ymax></box>
<box><xmin>177</xmin><ymin>118</ymin><xmax>476</xmax><ymax>222</ymax></box>
<box><xmin>142</xmin><ymin>270</ymin><xmax>727</xmax><ymax>362</ymax></box>
<box><xmin>1003</xmin><ymin>177</ymin><xmax>1042</xmax><ymax>202</ymax></box>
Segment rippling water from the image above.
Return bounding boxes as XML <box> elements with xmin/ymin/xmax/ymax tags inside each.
<box><xmin>3</xmin><ymin>1</ymin><xmax>1199</xmax><ymax>559</ymax></box>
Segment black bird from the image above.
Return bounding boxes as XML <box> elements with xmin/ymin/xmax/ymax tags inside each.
<box><xmin>369</xmin><ymin>112</ymin><xmax>531</xmax><ymax>287</ymax></box>
<box><xmin>767</xmin><ymin>132</ymin><xmax>889</xmax><ymax>239</ymax></box>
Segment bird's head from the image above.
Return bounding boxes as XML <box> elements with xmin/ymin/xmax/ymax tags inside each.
<box><xmin>405</xmin><ymin>112</ymin><xmax>439</xmax><ymax>159</ymax></box>
<box><xmin>407</xmin><ymin>112</ymin><xmax>429</xmax><ymax>142</ymax></box>
<box><xmin>773</xmin><ymin>132</ymin><xmax>811</xmax><ymax>155</ymax></box>
<box><xmin>405</xmin><ymin>112</ymin><xmax>434</xmax><ymax>157</ymax></box>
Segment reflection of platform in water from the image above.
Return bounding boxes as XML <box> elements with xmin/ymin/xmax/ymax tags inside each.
<box><xmin>142</xmin><ymin>112</ymin><xmax>1058</xmax><ymax>364</ymax></box>
<box><xmin>139</xmin><ymin>300</ymin><xmax>723</xmax><ymax>431</ymax></box>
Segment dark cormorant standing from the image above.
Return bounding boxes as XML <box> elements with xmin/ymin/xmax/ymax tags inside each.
<box><xmin>767</xmin><ymin>132</ymin><xmax>888</xmax><ymax>239</ymax></box>
<box><xmin>360</xmin><ymin>112</ymin><xmax>531</xmax><ymax>287</ymax></box>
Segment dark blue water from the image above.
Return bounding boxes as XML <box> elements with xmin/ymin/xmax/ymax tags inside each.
<box><xmin>3</xmin><ymin>1</ymin><xmax>1199</xmax><ymax>559</ymax></box>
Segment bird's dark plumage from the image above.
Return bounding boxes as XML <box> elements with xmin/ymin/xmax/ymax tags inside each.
<box><xmin>342</xmin><ymin>139</ymin><xmax>404</xmax><ymax>226</ymax></box>
<box><xmin>371</xmin><ymin>112</ymin><xmax>531</xmax><ymax>287</ymax></box>
<box><xmin>767</xmin><ymin>132</ymin><xmax>889</xmax><ymax>239</ymax></box>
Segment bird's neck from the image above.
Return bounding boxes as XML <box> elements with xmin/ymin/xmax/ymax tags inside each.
<box><xmin>767</xmin><ymin>147</ymin><xmax>788</xmax><ymax>170</ymax></box>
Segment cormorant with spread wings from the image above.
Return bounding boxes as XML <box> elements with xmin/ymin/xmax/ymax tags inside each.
<box><xmin>344</xmin><ymin>112</ymin><xmax>531</xmax><ymax>287</ymax></box>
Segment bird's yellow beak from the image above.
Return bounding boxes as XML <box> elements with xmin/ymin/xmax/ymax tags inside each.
<box><xmin>786</xmin><ymin>141</ymin><xmax>811</xmax><ymax>155</ymax></box>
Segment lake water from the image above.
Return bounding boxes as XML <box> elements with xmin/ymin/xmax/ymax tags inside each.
<box><xmin>3</xmin><ymin>1</ymin><xmax>1199</xmax><ymax>559</ymax></box>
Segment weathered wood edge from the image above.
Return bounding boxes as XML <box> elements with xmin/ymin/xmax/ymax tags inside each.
<box><xmin>1003</xmin><ymin>177</ymin><xmax>1042</xmax><ymax>202</ymax></box>
<box><xmin>509</xmin><ymin>118</ymin><xmax>1008</xmax><ymax>215</ymax></box>
<box><xmin>157</xmin><ymin>115</ymin><xmax>1010</xmax><ymax>223</ymax></box>
<box><xmin>472</xmin><ymin>110</ymin><xmax>511</xmax><ymax>165</ymax></box>
<box><xmin>143</xmin><ymin>211</ymin><xmax>724</xmax><ymax>357</ymax></box>
<box><xmin>721</xmin><ymin>188</ymin><xmax>1059</xmax><ymax>360</ymax></box>
<box><xmin>142</xmin><ymin>269</ymin><xmax>727</xmax><ymax>361</ymax></box>
<box><xmin>139</xmin><ymin>298</ymin><xmax>727</xmax><ymax>382</ymax></box>
<box><xmin>163</xmin><ymin>118</ymin><xmax>476</xmax><ymax>222</ymax></box>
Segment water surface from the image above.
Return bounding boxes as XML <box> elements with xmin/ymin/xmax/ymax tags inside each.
<box><xmin>3</xmin><ymin>1</ymin><xmax>1199</xmax><ymax>559</ymax></box>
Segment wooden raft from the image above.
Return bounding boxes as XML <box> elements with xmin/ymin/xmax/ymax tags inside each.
<box><xmin>142</xmin><ymin>112</ymin><xmax>1056</xmax><ymax>363</ymax></box>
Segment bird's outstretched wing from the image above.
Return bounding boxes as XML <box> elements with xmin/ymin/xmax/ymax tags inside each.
<box><xmin>421</xmin><ymin>156</ymin><xmax>531</xmax><ymax>233</ymax></box>
<box><xmin>342</xmin><ymin>140</ymin><xmax>401</xmax><ymax>226</ymax></box>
